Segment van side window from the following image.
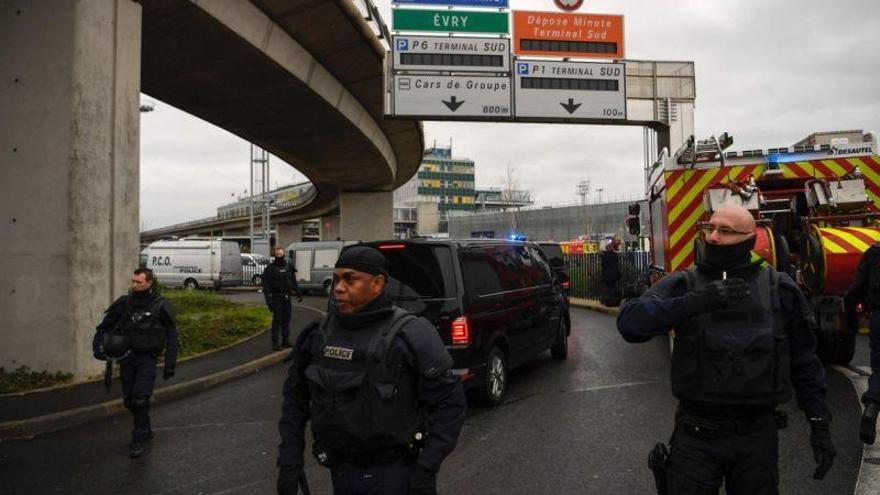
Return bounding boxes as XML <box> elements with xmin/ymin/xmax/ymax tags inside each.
<box><xmin>527</xmin><ymin>246</ymin><xmax>552</xmax><ymax>285</ymax></box>
<box><xmin>461</xmin><ymin>248</ymin><xmax>505</xmax><ymax>298</ymax></box>
<box><xmin>313</xmin><ymin>249</ymin><xmax>337</xmax><ymax>269</ymax></box>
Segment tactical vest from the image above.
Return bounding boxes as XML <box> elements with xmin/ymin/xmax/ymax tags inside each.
<box><xmin>305</xmin><ymin>308</ymin><xmax>424</xmax><ymax>454</ymax></box>
<box><xmin>671</xmin><ymin>266</ymin><xmax>793</xmax><ymax>407</ymax></box>
<box><xmin>119</xmin><ymin>296</ymin><xmax>168</xmax><ymax>353</ymax></box>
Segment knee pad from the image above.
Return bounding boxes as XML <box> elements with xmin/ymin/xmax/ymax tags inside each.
<box><xmin>128</xmin><ymin>396</ymin><xmax>151</xmax><ymax>412</ymax></box>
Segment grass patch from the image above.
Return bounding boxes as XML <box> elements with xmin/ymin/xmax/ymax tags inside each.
<box><xmin>0</xmin><ymin>366</ymin><xmax>74</xmax><ymax>394</ymax></box>
<box><xmin>163</xmin><ymin>290</ymin><xmax>272</xmax><ymax>358</ymax></box>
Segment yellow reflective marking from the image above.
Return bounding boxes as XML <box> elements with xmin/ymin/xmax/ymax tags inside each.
<box><xmin>671</xmin><ymin>242</ymin><xmax>693</xmax><ymax>271</ymax></box>
<box><xmin>669</xmin><ymin>169</ymin><xmax>719</xmax><ymax>223</ymax></box>
<box><xmin>822</xmin><ymin>159</ymin><xmax>848</xmax><ymax>177</ymax></box>
<box><xmin>666</xmin><ymin>171</ymin><xmax>686</xmax><ymax>200</ymax></box>
<box><xmin>669</xmin><ymin>205</ymin><xmax>705</xmax><ymax>248</ymax></box>
<box><xmin>820</xmin><ymin>235</ymin><xmax>848</xmax><ymax>254</ymax></box>
<box><xmin>826</xmin><ymin>229</ymin><xmax>871</xmax><ymax>252</ymax></box>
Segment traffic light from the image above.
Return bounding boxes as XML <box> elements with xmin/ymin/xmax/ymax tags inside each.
<box><xmin>625</xmin><ymin>215</ymin><xmax>640</xmax><ymax>235</ymax></box>
<box><xmin>628</xmin><ymin>203</ymin><xmax>640</xmax><ymax>216</ymax></box>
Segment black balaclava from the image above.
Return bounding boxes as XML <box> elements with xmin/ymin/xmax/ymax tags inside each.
<box><xmin>273</xmin><ymin>252</ymin><xmax>285</xmax><ymax>265</ymax></box>
<box><xmin>700</xmin><ymin>235</ymin><xmax>757</xmax><ymax>272</ymax></box>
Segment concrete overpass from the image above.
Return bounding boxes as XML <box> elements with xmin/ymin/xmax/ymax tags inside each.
<box><xmin>1</xmin><ymin>0</ymin><xmax>422</xmax><ymax>379</ymax></box>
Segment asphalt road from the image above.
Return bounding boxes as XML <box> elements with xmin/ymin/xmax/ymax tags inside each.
<box><xmin>0</xmin><ymin>306</ymin><xmax>864</xmax><ymax>495</ymax></box>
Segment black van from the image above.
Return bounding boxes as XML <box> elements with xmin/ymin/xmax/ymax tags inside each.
<box><xmin>359</xmin><ymin>239</ymin><xmax>570</xmax><ymax>406</ymax></box>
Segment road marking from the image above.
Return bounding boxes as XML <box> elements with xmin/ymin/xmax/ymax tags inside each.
<box><xmin>832</xmin><ymin>364</ymin><xmax>879</xmax><ymax>495</ymax></box>
<box><xmin>565</xmin><ymin>380</ymin><xmax>658</xmax><ymax>394</ymax></box>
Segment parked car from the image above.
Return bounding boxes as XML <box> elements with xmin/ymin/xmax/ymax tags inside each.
<box><xmin>357</xmin><ymin>239</ymin><xmax>570</xmax><ymax>406</ymax></box>
<box><xmin>241</xmin><ymin>253</ymin><xmax>269</xmax><ymax>286</ymax></box>
<box><xmin>287</xmin><ymin>241</ymin><xmax>358</xmax><ymax>294</ymax></box>
<box><xmin>141</xmin><ymin>239</ymin><xmax>242</xmax><ymax>289</ymax></box>
<box><xmin>537</xmin><ymin>241</ymin><xmax>571</xmax><ymax>298</ymax></box>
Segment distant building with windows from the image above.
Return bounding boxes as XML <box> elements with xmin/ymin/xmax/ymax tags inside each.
<box><xmin>216</xmin><ymin>181</ymin><xmax>312</xmax><ymax>219</ymax></box>
<box><xmin>394</xmin><ymin>147</ymin><xmax>533</xmax><ymax>236</ymax></box>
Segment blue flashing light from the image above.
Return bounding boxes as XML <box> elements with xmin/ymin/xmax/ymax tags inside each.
<box><xmin>768</xmin><ymin>154</ymin><xmax>781</xmax><ymax>170</ymax></box>
<box><xmin>508</xmin><ymin>233</ymin><xmax>528</xmax><ymax>241</ymax></box>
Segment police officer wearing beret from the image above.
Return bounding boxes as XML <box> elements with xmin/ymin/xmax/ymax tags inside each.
<box><xmin>92</xmin><ymin>268</ymin><xmax>178</xmax><ymax>458</ymax></box>
<box><xmin>617</xmin><ymin>205</ymin><xmax>835</xmax><ymax>494</ymax></box>
<box><xmin>845</xmin><ymin>242</ymin><xmax>880</xmax><ymax>444</ymax></box>
<box><xmin>263</xmin><ymin>246</ymin><xmax>304</xmax><ymax>350</ymax></box>
<box><xmin>276</xmin><ymin>246</ymin><xmax>466</xmax><ymax>495</ymax></box>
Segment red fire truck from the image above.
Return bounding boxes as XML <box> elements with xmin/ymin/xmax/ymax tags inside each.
<box><xmin>644</xmin><ymin>131</ymin><xmax>879</xmax><ymax>364</ymax></box>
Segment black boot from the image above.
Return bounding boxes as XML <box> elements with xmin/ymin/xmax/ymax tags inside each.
<box><xmin>861</xmin><ymin>400</ymin><xmax>880</xmax><ymax>445</ymax></box>
<box><xmin>129</xmin><ymin>441</ymin><xmax>145</xmax><ymax>458</ymax></box>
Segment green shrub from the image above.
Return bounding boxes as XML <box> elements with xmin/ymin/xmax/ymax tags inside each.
<box><xmin>0</xmin><ymin>366</ymin><xmax>73</xmax><ymax>394</ymax></box>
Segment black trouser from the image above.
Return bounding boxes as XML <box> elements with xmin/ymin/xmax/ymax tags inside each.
<box><xmin>865</xmin><ymin>311</ymin><xmax>880</xmax><ymax>404</ymax></box>
<box><xmin>120</xmin><ymin>352</ymin><xmax>157</xmax><ymax>442</ymax></box>
<box><xmin>666</xmin><ymin>411</ymin><xmax>779</xmax><ymax>495</ymax></box>
<box><xmin>330</xmin><ymin>460</ymin><xmax>414</xmax><ymax>495</ymax></box>
<box><xmin>269</xmin><ymin>294</ymin><xmax>292</xmax><ymax>345</ymax></box>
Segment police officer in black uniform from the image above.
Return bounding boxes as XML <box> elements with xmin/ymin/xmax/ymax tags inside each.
<box><xmin>845</xmin><ymin>242</ymin><xmax>880</xmax><ymax>444</ymax></box>
<box><xmin>263</xmin><ymin>246</ymin><xmax>303</xmax><ymax>350</ymax></box>
<box><xmin>276</xmin><ymin>246</ymin><xmax>466</xmax><ymax>495</ymax></box>
<box><xmin>92</xmin><ymin>268</ymin><xmax>178</xmax><ymax>458</ymax></box>
<box><xmin>618</xmin><ymin>205</ymin><xmax>835</xmax><ymax>494</ymax></box>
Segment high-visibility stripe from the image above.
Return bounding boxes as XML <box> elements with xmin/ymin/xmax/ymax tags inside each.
<box><xmin>838</xmin><ymin>227</ymin><xmax>880</xmax><ymax>246</ymax></box>
<box><xmin>669</xmin><ymin>169</ymin><xmax>720</xmax><ymax>224</ymax></box>
<box><xmin>813</xmin><ymin>160</ymin><xmax>837</xmax><ymax>178</ymax></box>
<box><xmin>819</xmin><ymin>233</ymin><xmax>849</xmax><ymax>254</ymax></box>
<box><xmin>821</xmin><ymin>230</ymin><xmax>862</xmax><ymax>253</ymax></box>
<box><xmin>670</xmin><ymin>218</ymin><xmax>699</xmax><ymax>256</ymax></box>
<box><xmin>668</xmin><ymin>169</ymin><xmax>708</xmax><ymax>210</ymax></box>
<box><xmin>665</xmin><ymin>170</ymin><xmax>685</xmax><ymax>199</ymax></box>
<box><xmin>823</xmin><ymin>159</ymin><xmax>849</xmax><ymax>177</ymax></box>
<box><xmin>671</xmin><ymin>238</ymin><xmax>695</xmax><ymax>271</ymax></box>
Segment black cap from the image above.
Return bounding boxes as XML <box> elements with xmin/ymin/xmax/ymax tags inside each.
<box><xmin>335</xmin><ymin>246</ymin><xmax>389</xmax><ymax>277</ymax></box>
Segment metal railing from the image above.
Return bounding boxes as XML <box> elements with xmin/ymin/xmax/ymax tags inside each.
<box><xmin>563</xmin><ymin>251</ymin><xmax>651</xmax><ymax>302</ymax></box>
<box><xmin>241</xmin><ymin>263</ymin><xmax>268</xmax><ymax>287</ymax></box>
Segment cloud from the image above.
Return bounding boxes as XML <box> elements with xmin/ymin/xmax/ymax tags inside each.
<box><xmin>140</xmin><ymin>0</ymin><xmax>880</xmax><ymax>228</ymax></box>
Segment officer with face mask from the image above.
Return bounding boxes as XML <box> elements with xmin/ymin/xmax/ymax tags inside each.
<box><xmin>92</xmin><ymin>268</ymin><xmax>178</xmax><ymax>458</ymax></box>
<box><xmin>617</xmin><ymin>205</ymin><xmax>835</xmax><ymax>494</ymax></box>
<box><xmin>844</xmin><ymin>243</ymin><xmax>880</xmax><ymax>444</ymax></box>
<box><xmin>263</xmin><ymin>246</ymin><xmax>304</xmax><ymax>350</ymax></box>
<box><xmin>276</xmin><ymin>246</ymin><xmax>466</xmax><ymax>495</ymax></box>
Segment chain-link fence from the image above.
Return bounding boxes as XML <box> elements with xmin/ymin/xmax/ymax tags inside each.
<box><xmin>241</xmin><ymin>263</ymin><xmax>267</xmax><ymax>287</ymax></box>
<box><xmin>564</xmin><ymin>251</ymin><xmax>651</xmax><ymax>302</ymax></box>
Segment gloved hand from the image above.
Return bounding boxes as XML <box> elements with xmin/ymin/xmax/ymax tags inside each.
<box><xmin>810</xmin><ymin>419</ymin><xmax>836</xmax><ymax>480</ymax></box>
<box><xmin>684</xmin><ymin>278</ymin><xmax>750</xmax><ymax>315</ymax></box>
<box><xmin>163</xmin><ymin>367</ymin><xmax>175</xmax><ymax>381</ymax></box>
<box><xmin>408</xmin><ymin>465</ymin><xmax>437</xmax><ymax>495</ymax></box>
<box><xmin>277</xmin><ymin>466</ymin><xmax>305</xmax><ymax>495</ymax></box>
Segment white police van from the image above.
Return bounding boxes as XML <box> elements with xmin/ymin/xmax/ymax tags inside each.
<box><xmin>142</xmin><ymin>239</ymin><xmax>243</xmax><ymax>289</ymax></box>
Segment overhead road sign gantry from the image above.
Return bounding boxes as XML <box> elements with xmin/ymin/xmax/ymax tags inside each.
<box><xmin>392</xmin><ymin>0</ymin><xmax>509</xmax><ymax>7</ymax></box>
<box><xmin>392</xmin><ymin>8</ymin><xmax>510</xmax><ymax>34</ymax></box>
<box><xmin>393</xmin><ymin>36</ymin><xmax>511</xmax><ymax>73</ymax></box>
<box><xmin>513</xmin><ymin>11</ymin><xmax>624</xmax><ymax>59</ymax></box>
<box><xmin>513</xmin><ymin>60</ymin><xmax>626</xmax><ymax>121</ymax></box>
<box><xmin>390</xmin><ymin>74</ymin><xmax>512</xmax><ymax>119</ymax></box>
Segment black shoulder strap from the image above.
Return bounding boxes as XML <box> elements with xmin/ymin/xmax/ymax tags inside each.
<box><xmin>368</xmin><ymin>308</ymin><xmax>416</xmax><ymax>364</ymax></box>
<box><xmin>767</xmin><ymin>266</ymin><xmax>780</xmax><ymax>311</ymax></box>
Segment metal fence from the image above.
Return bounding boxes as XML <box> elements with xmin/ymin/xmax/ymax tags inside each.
<box><xmin>241</xmin><ymin>263</ymin><xmax>267</xmax><ymax>287</ymax></box>
<box><xmin>564</xmin><ymin>251</ymin><xmax>652</xmax><ymax>302</ymax></box>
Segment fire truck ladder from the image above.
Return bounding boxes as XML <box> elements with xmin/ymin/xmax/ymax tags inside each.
<box><xmin>676</xmin><ymin>132</ymin><xmax>734</xmax><ymax>168</ymax></box>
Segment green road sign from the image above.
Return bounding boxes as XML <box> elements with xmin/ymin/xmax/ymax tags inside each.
<box><xmin>393</xmin><ymin>8</ymin><xmax>509</xmax><ymax>34</ymax></box>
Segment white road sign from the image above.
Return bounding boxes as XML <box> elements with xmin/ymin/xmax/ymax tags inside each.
<box><xmin>391</xmin><ymin>74</ymin><xmax>512</xmax><ymax>119</ymax></box>
<box><xmin>513</xmin><ymin>60</ymin><xmax>626</xmax><ymax>120</ymax></box>
<box><xmin>392</xmin><ymin>36</ymin><xmax>511</xmax><ymax>73</ymax></box>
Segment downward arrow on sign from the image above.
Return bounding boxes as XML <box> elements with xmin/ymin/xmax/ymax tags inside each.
<box><xmin>560</xmin><ymin>98</ymin><xmax>582</xmax><ymax>114</ymax></box>
<box><xmin>442</xmin><ymin>96</ymin><xmax>465</xmax><ymax>112</ymax></box>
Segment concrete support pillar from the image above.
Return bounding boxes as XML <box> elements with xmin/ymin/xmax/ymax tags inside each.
<box><xmin>339</xmin><ymin>192</ymin><xmax>393</xmax><ymax>241</ymax></box>
<box><xmin>321</xmin><ymin>216</ymin><xmax>341</xmax><ymax>242</ymax></box>
<box><xmin>276</xmin><ymin>222</ymin><xmax>302</xmax><ymax>248</ymax></box>
<box><xmin>0</xmin><ymin>0</ymin><xmax>142</xmax><ymax>379</ymax></box>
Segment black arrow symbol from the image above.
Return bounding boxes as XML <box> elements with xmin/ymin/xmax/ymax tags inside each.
<box><xmin>442</xmin><ymin>96</ymin><xmax>465</xmax><ymax>112</ymax></box>
<box><xmin>560</xmin><ymin>98</ymin><xmax>582</xmax><ymax>114</ymax></box>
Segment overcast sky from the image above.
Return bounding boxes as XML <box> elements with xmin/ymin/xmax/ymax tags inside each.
<box><xmin>140</xmin><ymin>0</ymin><xmax>880</xmax><ymax>230</ymax></box>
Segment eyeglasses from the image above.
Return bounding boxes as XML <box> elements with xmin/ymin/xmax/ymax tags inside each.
<box><xmin>697</xmin><ymin>223</ymin><xmax>753</xmax><ymax>237</ymax></box>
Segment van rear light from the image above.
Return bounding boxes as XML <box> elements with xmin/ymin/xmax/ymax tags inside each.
<box><xmin>451</xmin><ymin>316</ymin><xmax>470</xmax><ymax>346</ymax></box>
<box><xmin>378</xmin><ymin>244</ymin><xmax>406</xmax><ymax>250</ymax></box>
<box><xmin>562</xmin><ymin>280</ymin><xmax>570</xmax><ymax>289</ymax></box>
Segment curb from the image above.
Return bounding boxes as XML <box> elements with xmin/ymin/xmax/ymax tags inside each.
<box><xmin>0</xmin><ymin>349</ymin><xmax>290</xmax><ymax>442</ymax></box>
<box><xmin>569</xmin><ymin>298</ymin><xmax>621</xmax><ymax>317</ymax></box>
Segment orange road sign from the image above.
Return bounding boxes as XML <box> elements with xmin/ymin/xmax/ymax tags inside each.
<box><xmin>512</xmin><ymin>10</ymin><xmax>624</xmax><ymax>59</ymax></box>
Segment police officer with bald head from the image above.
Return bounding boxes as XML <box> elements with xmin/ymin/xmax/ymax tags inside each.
<box><xmin>276</xmin><ymin>246</ymin><xmax>466</xmax><ymax>495</ymax></box>
<box><xmin>617</xmin><ymin>205</ymin><xmax>835</xmax><ymax>494</ymax></box>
